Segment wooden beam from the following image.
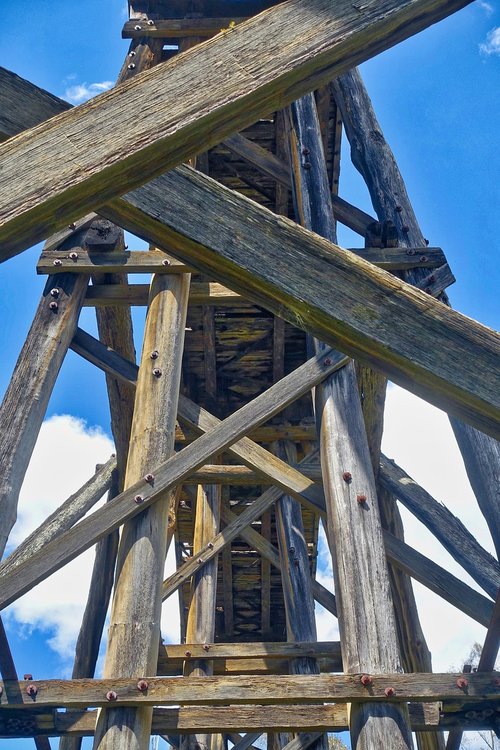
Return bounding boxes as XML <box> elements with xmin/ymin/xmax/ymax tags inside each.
<box><xmin>84</xmin><ymin>282</ymin><xmax>243</xmax><ymax>308</ymax></box>
<box><xmin>0</xmin><ymin>234</ymin><xmax>89</xmax><ymax>557</ymax></box>
<box><xmin>159</xmin><ymin>641</ymin><xmax>342</xmax><ymax>663</ymax></box>
<box><xmin>103</xmin><ymin>166</ymin><xmax>500</xmax><ymax>438</ymax></box>
<box><xmin>0</xmin><ymin>349</ymin><xmax>346</xmax><ymax>611</ymax></box>
<box><xmin>380</xmin><ymin>455</ymin><xmax>500</xmax><ymax>599</ymax></box>
<box><xmin>0</xmin><ymin>0</ymin><xmax>474</xmax><ymax>259</ymax></box>
<box><xmin>0</xmin><ymin>702</ymin><xmax>448</xmax><ymax>737</ymax></box>
<box><xmin>0</xmin><ymin>673</ymin><xmax>497</xmax><ymax>708</ymax></box>
<box><xmin>122</xmin><ymin>18</ymin><xmax>248</xmax><ymax>38</ymax></box>
<box><xmin>38</xmin><ymin>246</ymin><xmax>445</xmax><ymax>276</ymax></box>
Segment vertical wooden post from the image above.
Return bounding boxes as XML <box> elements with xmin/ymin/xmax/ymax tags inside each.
<box><xmin>93</xmin><ymin>272</ymin><xmax>190</xmax><ymax>750</ymax></box>
<box><xmin>286</xmin><ymin>93</ymin><xmax>413</xmax><ymax>750</ymax></box>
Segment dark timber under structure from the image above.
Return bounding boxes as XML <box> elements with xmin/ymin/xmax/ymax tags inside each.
<box><xmin>0</xmin><ymin>2</ymin><xmax>499</xmax><ymax>750</ymax></box>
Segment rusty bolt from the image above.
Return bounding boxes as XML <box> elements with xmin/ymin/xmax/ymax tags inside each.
<box><xmin>162</xmin><ymin>258</ymin><xmax>171</xmax><ymax>266</ymax></box>
<box><xmin>419</xmin><ymin>255</ymin><xmax>428</xmax><ymax>263</ymax></box>
<box><xmin>53</xmin><ymin>259</ymin><xmax>62</xmax><ymax>266</ymax></box>
<box><xmin>128</xmin><ymin>63</ymin><xmax>136</xmax><ymax>70</ymax></box>
<box><xmin>152</xmin><ymin>368</ymin><xmax>162</xmax><ymax>377</ymax></box>
<box><xmin>137</xmin><ymin>680</ymin><xmax>149</xmax><ymax>692</ymax></box>
<box><xmin>26</xmin><ymin>684</ymin><xmax>37</xmax><ymax>698</ymax></box>
<box><xmin>150</xmin><ymin>350</ymin><xmax>159</xmax><ymax>359</ymax></box>
<box><xmin>68</xmin><ymin>222</ymin><xmax>76</xmax><ymax>230</ymax></box>
<box><xmin>395</xmin><ymin>205</ymin><xmax>402</xmax><ymax>213</ymax></box>
<box><xmin>384</xmin><ymin>687</ymin><xmax>395</xmax><ymax>697</ymax></box>
<box><xmin>50</xmin><ymin>288</ymin><xmax>60</xmax><ymax>298</ymax></box>
<box><xmin>357</xmin><ymin>494</ymin><xmax>367</xmax><ymax>504</ymax></box>
<box><xmin>324</xmin><ymin>358</ymin><xmax>332</xmax><ymax>366</ymax></box>
<box><xmin>144</xmin><ymin>473</ymin><xmax>155</xmax><ymax>484</ymax></box>
<box><xmin>49</xmin><ymin>301</ymin><xmax>59</xmax><ymax>311</ymax></box>
<box><xmin>106</xmin><ymin>691</ymin><xmax>118</xmax><ymax>702</ymax></box>
<box><xmin>134</xmin><ymin>494</ymin><xmax>144</xmax><ymax>504</ymax></box>
<box><xmin>69</xmin><ymin>251</ymin><xmax>78</xmax><ymax>261</ymax></box>
<box><xmin>185</xmin><ymin>650</ymin><xmax>192</xmax><ymax>658</ymax></box>
<box><xmin>456</xmin><ymin>677</ymin><xmax>468</xmax><ymax>690</ymax></box>
<box><xmin>23</xmin><ymin>674</ymin><xmax>33</xmax><ymax>681</ymax></box>
<box><xmin>342</xmin><ymin>471</ymin><xmax>352</xmax><ymax>483</ymax></box>
<box><xmin>303</xmin><ymin>162</ymin><xmax>312</xmax><ymax>170</ymax></box>
<box><xmin>203</xmin><ymin>644</ymin><xmax>210</xmax><ymax>652</ymax></box>
<box><xmin>134</xmin><ymin>24</ymin><xmax>142</xmax><ymax>30</ymax></box>
<box><xmin>360</xmin><ymin>674</ymin><xmax>372</xmax><ymax>686</ymax></box>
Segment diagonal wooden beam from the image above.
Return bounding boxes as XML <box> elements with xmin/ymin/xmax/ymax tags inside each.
<box><xmin>103</xmin><ymin>166</ymin><xmax>500</xmax><ymax>438</ymax></box>
<box><xmin>0</xmin><ymin>349</ymin><xmax>347</xmax><ymax>611</ymax></box>
<box><xmin>0</xmin><ymin>0</ymin><xmax>473</xmax><ymax>260</ymax></box>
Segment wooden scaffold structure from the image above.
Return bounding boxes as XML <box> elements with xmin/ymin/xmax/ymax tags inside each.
<box><xmin>0</xmin><ymin>1</ymin><xmax>499</xmax><ymax>749</ymax></box>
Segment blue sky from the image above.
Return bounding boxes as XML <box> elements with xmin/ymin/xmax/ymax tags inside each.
<box><xmin>0</xmin><ymin>1</ymin><xmax>499</xmax><ymax>748</ymax></box>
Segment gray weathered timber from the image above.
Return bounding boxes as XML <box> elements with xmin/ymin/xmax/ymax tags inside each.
<box><xmin>0</xmin><ymin>66</ymin><xmax>70</xmax><ymax>141</ymax></box>
<box><xmin>82</xmin><ymin>283</ymin><xmax>243</xmax><ymax>308</ymax></box>
<box><xmin>94</xmin><ymin>273</ymin><xmax>190</xmax><ymax>750</ymax></box>
<box><xmin>380</xmin><ymin>455</ymin><xmax>500</xmax><ymax>598</ymax></box>
<box><xmin>0</xmin><ymin>458</ymin><xmax>115</xmax><ymax>576</ymax></box>
<box><xmin>159</xmin><ymin>641</ymin><xmax>342</xmax><ymax>662</ymax></box>
<box><xmin>122</xmin><ymin>18</ymin><xmax>248</xmax><ymax>38</ymax></box>
<box><xmin>0</xmin><ymin>673</ymin><xmax>497</xmax><ymax>708</ymax></box>
<box><xmin>287</xmin><ymin>92</ymin><xmax>412</xmax><ymax>750</ymax></box>
<box><xmin>0</xmin><ymin>349</ymin><xmax>346</xmax><ymax>611</ymax></box>
<box><xmin>0</xmin><ymin>0</ymin><xmax>474</xmax><ymax>259</ymax></box>
<box><xmin>102</xmin><ymin>166</ymin><xmax>500</xmax><ymax>438</ymax></box>
<box><xmin>0</xmin><ymin>241</ymin><xmax>89</xmax><ymax>558</ymax></box>
<box><xmin>333</xmin><ymin>65</ymin><xmax>500</xmax><ymax>572</ymax></box>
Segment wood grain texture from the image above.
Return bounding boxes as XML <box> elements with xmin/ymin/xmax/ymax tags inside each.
<box><xmin>103</xmin><ymin>166</ymin><xmax>500</xmax><ymax>438</ymax></box>
<box><xmin>0</xmin><ymin>66</ymin><xmax>70</xmax><ymax>140</ymax></box>
<box><xmin>0</xmin><ymin>349</ymin><xmax>346</xmax><ymax>611</ymax></box>
<box><xmin>0</xmin><ymin>0</ymin><xmax>474</xmax><ymax>259</ymax></box>
<box><xmin>0</xmin><ymin>249</ymin><xmax>89</xmax><ymax>557</ymax></box>
<box><xmin>122</xmin><ymin>18</ymin><xmax>248</xmax><ymax>38</ymax></box>
<box><xmin>1</xmin><ymin>673</ymin><xmax>497</xmax><ymax>708</ymax></box>
<box><xmin>380</xmin><ymin>455</ymin><xmax>500</xmax><ymax>598</ymax></box>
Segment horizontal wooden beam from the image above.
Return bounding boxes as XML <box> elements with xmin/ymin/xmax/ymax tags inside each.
<box><xmin>0</xmin><ymin>702</ymin><xmax>450</xmax><ymax>737</ymax></box>
<box><xmin>122</xmin><ymin>18</ymin><xmax>248</xmax><ymax>38</ymax></box>
<box><xmin>0</xmin><ymin>673</ymin><xmax>497</xmax><ymax>709</ymax></box>
<box><xmin>0</xmin><ymin>0</ymin><xmax>474</xmax><ymax>260</ymax></box>
<box><xmin>38</xmin><ymin>246</ymin><xmax>446</xmax><ymax>275</ymax></box>
<box><xmin>173</xmin><ymin>464</ymin><xmax>322</xmax><ymax>485</ymax></box>
<box><xmin>104</xmin><ymin>167</ymin><xmax>500</xmax><ymax>438</ymax></box>
<box><xmin>157</xmin><ymin>656</ymin><xmax>343</xmax><ymax>677</ymax></box>
<box><xmin>84</xmin><ymin>282</ymin><xmax>244</xmax><ymax>307</ymax></box>
<box><xmin>0</xmin><ymin>349</ymin><xmax>346</xmax><ymax>611</ymax></box>
<box><xmin>159</xmin><ymin>641</ymin><xmax>341</xmax><ymax>662</ymax></box>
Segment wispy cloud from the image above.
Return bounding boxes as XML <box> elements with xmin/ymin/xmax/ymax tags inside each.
<box><xmin>64</xmin><ymin>80</ymin><xmax>114</xmax><ymax>104</ymax></box>
<box><xmin>480</xmin><ymin>26</ymin><xmax>500</xmax><ymax>55</ymax></box>
<box><xmin>477</xmin><ymin>0</ymin><xmax>494</xmax><ymax>15</ymax></box>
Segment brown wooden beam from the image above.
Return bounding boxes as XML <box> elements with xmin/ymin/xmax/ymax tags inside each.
<box><xmin>0</xmin><ymin>0</ymin><xmax>474</xmax><ymax>260</ymax></box>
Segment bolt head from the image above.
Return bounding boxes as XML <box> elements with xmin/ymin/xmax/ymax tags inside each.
<box><xmin>147</xmin><ymin>19</ymin><xmax>154</xmax><ymax>25</ymax></box>
<box><xmin>207</xmin><ymin>542</ymin><xmax>214</xmax><ymax>549</ymax></box>
<box><xmin>185</xmin><ymin>650</ymin><xmax>192</xmax><ymax>658</ymax></box>
<box><xmin>456</xmin><ymin>677</ymin><xmax>468</xmax><ymax>690</ymax></box>
<box><xmin>384</xmin><ymin>687</ymin><xmax>395</xmax><ymax>697</ymax></box>
<box><xmin>106</xmin><ymin>690</ymin><xmax>118</xmax><ymax>701</ymax></box>
<box><xmin>50</xmin><ymin>288</ymin><xmax>60</xmax><ymax>298</ymax></box>
<box><xmin>324</xmin><ymin>358</ymin><xmax>332</xmax><ymax>366</ymax></box>
<box><xmin>360</xmin><ymin>674</ymin><xmax>372</xmax><ymax>686</ymax></box>
<box><xmin>144</xmin><ymin>473</ymin><xmax>155</xmax><ymax>484</ymax></box>
<box><xmin>162</xmin><ymin>258</ymin><xmax>171</xmax><ymax>266</ymax></box>
<box><xmin>150</xmin><ymin>350</ymin><xmax>159</xmax><ymax>360</ymax></box>
<box><xmin>128</xmin><ymin>63</ymin><xmax>136</xmax><ymax>70</ymax></box>
<box><xmin>68</xmin><ymin>223</ymin><xmax>76</xmax><ymax>230</ymax></box>
<box><xmin>53</xmin><ymin>259</ymin><xmax>63</xmax><ymax>266</ymax></box>
<box><xmin>203</xmin><ymin>644</ymin><xmax>210</xmax><ymax>652</ymax></box>
<box><xmin>23</xmin><ymin>674</ymin><xmax>33</xmax><ymax>681</ymax></box>
<box><xmin>395</xmin><ymin>206</ymin><xmax>402</xmax><ymax>213</ymax></box>
<box><xmin>134</xmin><ymin>494</ymin><xmax>144</xmax><ymax>504</ymax></box>
<box><xmin>26</xmin><ymin>684</ymin><xmax>37</xmax><ymax>697</ymax></box>
<box><xmin>419</xmin><ymin>255</ymin><xmax>428</xmax><ymax>263</ymax></box>
<box><xmin>303</xmin><ymin>162</ymin><xmax>312</xmax><ymax>170</ymax></box>
<box><xmin>134</xmin><ymin>24</ymin><xmax>142</xmax><ymax>30</ymax></box>
<box><xmin>342</xmin><ymin>471</ymin><xmax>352</xmax><ymax>483</ymax></box>
<box><xmin>302</xmin><ymin>147</ymin><xmax>310</xmax><ymax>156</ymax></box>
<box><xmin>152</xmin><ymin>368</ymin><xmax>162</xmax><ymax>378</ymax></box>
<box><xmin>356</xmin><ymin>494</ymin><xmax>367</xmax><ymax>504</ymax></box>
<box><xmin>129</xmin><ymin>51</ymin><xmax>136</xmax><ymax>57</ymax></box>
<box><xmin>137</xmin><ymin>679</ymin><xmax>149</xmax><ymax>692</ymax></box>
<box><xmin>49</xmin><ymin>301</ymin><xmax>59</xmax><ymax>311</ymax></box>
<box><xmin>69</xmin><ymin>252</ymin><xmax>78</xmax><ymax>261</ymax></box>
<box><xmin>402</xmin><ymin>225</ymin><xmax>410</xmax><ymax>233</ymax></box>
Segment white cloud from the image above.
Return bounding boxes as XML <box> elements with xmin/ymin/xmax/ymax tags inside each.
<box><xmin>480</xmin><ymin>27</ymin><xmax>500</xmax><ymax>55</ymax></box>
<box><xmin>64</xmin><ymin>80</ymin><xmax>114</xmax><ymax>104</ymax></box>
<box><xmin>477</xmin><ymin>0</ymin><xmax>494</xmax><ymax>15</ymax></box>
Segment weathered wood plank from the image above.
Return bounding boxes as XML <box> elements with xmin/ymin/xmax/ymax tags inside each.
<box><xmin>38</xmin><ymin>246</ymin><xmax>445</xmax><ymax>275</ymax></box>
<box><xmin>380</xmin><ymin>455</ymin><xmax>500</xmax><ymax>598</ymax></box>
<box><xmin>122</xmin><ymin>18</ymin><xmax>248</xmax><ymax>38</ymax></box>
<box><xmin>0</xmin><ymin>350</ymin><xmax>346</xmax><ymax>610</ymax></box>
<box><xmin>103</xmin><ymin>166</ymin><xmax>500</xmax><ymax>438</ymax></box>
<box><xmin>0</xmin><ymin>702</ymin><xmax>446</xmax><ymax>737</ymax></box>
<box><xmin>1</xmin><ymin>673</ymin><xmax>497</xmax><ymax>709</ymax></box>
<box><xmin>84</xmin><ymin>282</ymin><xmax>242</xmax><ymax>307</ymax></box>
<box><xmin>0</xmin><ymin>0</ymin><xmax>474</xmax><ymax>259</ymax></box>
<box><xmin>159</xmin><ymin>641</ymin><xmax>342</xmax><ymax>662</ymax></box>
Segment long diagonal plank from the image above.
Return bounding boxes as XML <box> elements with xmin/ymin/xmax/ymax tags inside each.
<box><xmin>0</xmin><ymin>673</ymin><xmax>498</xmax><ymax>709</ymax></box>
<box><xmin>0</xmin><ymin>348</ymin><xmax>347</xmax><ymax>611</ymax></box>
<box><xmin>102</xmin><ymin>166</ymin><xmax>500</xmax><ymax>438</ymax></box>
<box><xmin>0</xmin><ymin>0</ymin><xmax>474</xmax><ymax>259</ymax></box>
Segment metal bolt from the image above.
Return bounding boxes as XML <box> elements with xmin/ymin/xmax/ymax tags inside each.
<box><xmin>419</xmin><ymin>255</ymin><xmax>428</xmax><ymax>263</ymax></box>
<box><xmin>203</xmin><ymin>644</ymin><xmax>210</xmax><ymax>652</ymax></box>
<box><xmin>53</xmin><ymin>259</ymin><xmax>62</xmax><ymax>266</ymax></box>
<box><xmin>147</xmin><ymin>19</ymin><xmax>154</xmax><ymax>25</ymax></box>
<box><xmin>124</xmin><ymin>244</ymin><xmax>128</xmax><ymax>250</ymax></box>
<box><xmin>402</xmin><ymin>225</ymin><xmax>410</xmax><ymax>233</ymax></box>
<box><xmin>150</xmin><ymin>350</ymin><xmax>159</xmax><ymax>360</ymax></box>
<box><xmin>68</xmin><ymin>222</ymin><xmax>76</xmax><ymax>230</ymax></box>
<box><xmin>26</xmin><ymin>684</ymin><xmax>37</xmax><ymax>698</ymax></box>
<box><xmin>134</xmin><ymin>24</ymin><xmax>142</xmax><ymax>30</ymax></box>
<box><xmin>303</xmin><ymin>162</ymin><xmax>312</xmax><ymax>170</ymax></box>
<box><xmin>493</xmin><ymin>678</ymin><xmax>500</xmax><ymax>686</ymax></box>
<box><xmin>395</xmin><ymin>206</ymin><xmax>402</xmax><ymax>213</ymax></box>
<box><xmin>427</xmin><ymin>275</ymin><xmax>435</xmax><ymax>284</ymax></box>
<box><xmin>152</xmin><ymin>368</ymin><xmax>162</xmax><ymax>377</ymax></box>
<box><xmin>137</xmin><ymin>680</ymin><xmax>149</xmax><ymax>692</ymax></box>
<box><xmin>106</xmin><ymin>690</ymin><xmax>118</xmax><ymax>701</ymax></box>
<box><xmin>357</xmin><ymin>494</ymin><xmax>367</xmax><ymax>504</ymax></box>
<box><xmin>360</xmin><ymin>674</ymin><xmax>372</xmax><ymax>686</ymax></box>
<box><xmin>49</xmin><ymin>301</ymin><xmax>59</xmax><ymax>311</ymax></box>
<box><xmin>198</xmin><ymin>557</ymin><xmax>203</xmax><ymax>564</ymax></box>
<box><xmin>207</xmin><ymin>542</ymin><xmax>214</xmax><ymax>549</ymax></box>
<box><xmin>424</xmin><ymin>238</ymin><xmax>430</xmax><ymax>246</ymax></box>
<box><xmin>144</xmin><ymin>473</ymin><xmax>155</xmax><ymax>484</ymax></box>
<box><xmin>302</xmin><ymin>147</ymin><xmax>310</xmax><ymax>156</ymax></box>
<box><xmin>129</xmin><ymin>51</ymin><xmax>136</xmax><ymax>57</ymax></box>
<box><xmin>128</xmin><ymin>63</ymin><xmax>136</xmax><ymax>70</ymax></box>
<box><xmin>385</xmin><ymin>687</ymin><xmax>395</xmax><ymax>697</ymax></box>
<box><xmin>50</xmin><ymin>288</ymin><xmax>60</xmax><ymax>298</ymax></box>
<box><xmin>324</xmin><ymin>358</ymin><xmax>332</xmax><ymax>366</ymax></box>
<box><xmin>406</xmin><ymin>249</ymin><xmax>416</xmax><ymax>256</ymax></box>
<box><xmin>342</xmin><ymin>471</ymin><xmax>352</xmax><ymax>483</ymax></box>
<box><xmin>456</xmin><ymin>677</ymin><xmax>468</xmax><ymax>690</ymax></box>
<box><xmin>69</xmin><ymin>251</ymin><xmax>78</xmax><ymax>261</ymax></box>
<box><xmin>23</xmin><ymin>674</ymin><xmax>33</xmax><ymax>681</ymax></box>
<box><xmin>185</xmin><ymin>650</ymin><xmax>192</xmax><ymax>658</ymax></box>
<box><xmin>134</xmin><ymin>494</ymin><xmax>144</xmax><ymax>504</ymax></box>
<box><xmin>162</xmin><ymin>258</ymin><xmax>171</xmax><ymax>266</ymax></box>
<box><xmin>289</xmin><ymin>546</ymin><xmax>295</xmax><ymax>554</ymax></box>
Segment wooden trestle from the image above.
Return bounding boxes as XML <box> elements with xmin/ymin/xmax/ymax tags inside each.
<box><xmin>0</xmin><ymin>2</ymin><xmax>499</xmax><ymax>750</ymax></box>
